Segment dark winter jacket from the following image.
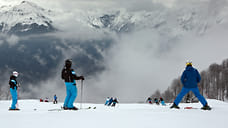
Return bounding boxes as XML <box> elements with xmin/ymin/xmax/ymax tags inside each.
<box><xmin>181</xmin><ymin>66</ymin><xmax>201</xmax><ymax>88</ymax></box>
<box><xmin>9</xmin><ymin>75</ymin><xmax>18</xmax><ymax>90</ymax></box>
<box><xmin>147</xmin><ymin>97</ymin><xmax>152</xmax><ymax>102</ymax></box>
<box><xmin>61</xmin><ymin>67</ymin><xmax>82</xmax><ymax>84</ymax></box>
<box><xmin>113</xmin><ymin>98</ymin><xmax>118</xmax><ymax>103</ymax></box>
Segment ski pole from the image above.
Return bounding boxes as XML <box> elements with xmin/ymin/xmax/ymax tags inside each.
<box><xmin>80</xmin><ymin>80</ymin><xmax>83</xmax><ymax>109</ymax></box>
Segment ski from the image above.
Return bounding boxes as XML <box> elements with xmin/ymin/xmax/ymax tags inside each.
<box><xmin>184</xmin><ymin>106</ymin><xmax>212</xmax><ymax>110</ymax></box>
<box><xmin>82</xmin><ymin>106</ymin><xmax>96</xmax><ymax>109</ymax></box>
<box><xmin>48</xmin><ymin>108</ymin><xmax>62</xmax><ymax>111</ymax></box>
<box><xmin>184</xmin><ymin>107</ymin><xmax>198</xmax><ymax>109</ymax></box>
<box><xmin>48</xmin><ymin>107</ymin><xmax>96</xmax><ymax>111</ymax></box>
<box><xmin>8</xmin><ymin>108</ymin><xmax>20</xmax><ymax>111</ymax></box>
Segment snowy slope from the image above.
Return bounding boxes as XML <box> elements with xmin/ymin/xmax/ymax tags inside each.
<box><xmin>0</xmin><ymin>99</ymin><xmax>227</xmax><ymax>128</ymax></box>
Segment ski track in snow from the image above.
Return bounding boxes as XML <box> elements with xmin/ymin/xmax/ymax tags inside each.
<box><xmin>0</xmin><ymin>99</ymin><xmax>227</xmax><ymax>128</ymax></box>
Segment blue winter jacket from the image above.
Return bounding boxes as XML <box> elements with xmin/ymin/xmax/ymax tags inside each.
<box><xmin>181</xmin><ymin>66</ymin><xmax>201</xmax><ymax>88</ymax></box>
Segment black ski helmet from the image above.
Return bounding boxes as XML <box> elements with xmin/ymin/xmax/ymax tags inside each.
<box><xmin>65</xmin><ymin>59</ymin><xmax>72</xmax><ymax>68</ymax></box>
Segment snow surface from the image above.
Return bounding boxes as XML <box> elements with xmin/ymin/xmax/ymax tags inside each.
<box><xmin>0</xmin><ymin>99</ymin><xmax>227</xmax><ymax>128</ymax></box>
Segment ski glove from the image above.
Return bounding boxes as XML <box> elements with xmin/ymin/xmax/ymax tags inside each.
<box><xmin>80</xmin><ymin>76</ymin><xmax>85</xmax><ymax>80</ymax></box>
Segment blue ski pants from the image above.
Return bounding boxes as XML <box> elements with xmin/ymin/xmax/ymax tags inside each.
<box><xmin>64</xmin><ymin>82</ymin><xmax>77</xmax><ymax>108</ymax></box>
<box><xmin>10</xmin><ymin>87</ymin><xmax>18</xmax><ymax>109</ymax></box>
<box><xmin>105</xmin><ymin>100</ymin><xmax>109</xmax><ymax>105</ymax></box>
<box><xmin>161</xmin><ymin>101</ymin><xmax>166</xmax><ymax>106</ymax></box>
<box><xmin>174</xmin><ymin>87</ymin><xmax>207</xmax><ymax>106</ymax></box>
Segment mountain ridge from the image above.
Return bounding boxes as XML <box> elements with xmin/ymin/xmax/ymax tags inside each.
<box><xmin>1</xmin><ymin>1</ymin><xmax>228</xmax><ymax>35</ymax></box>
<box><xmin>0</xmin><ymin>1</ymin><xmax>54</xmax><ymax>35</ymax></box>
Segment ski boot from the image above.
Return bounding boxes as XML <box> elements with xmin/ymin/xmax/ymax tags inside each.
<box><xmin>201</xmin><ymin>104</ymin><xmax>212</xmax><ymax>110</ymax></box>
<box><xmin>170</xmin><ymin>103</ymin><xmax>180</xmax><ymax>109</ymax></box>
<box><xmin>70</xmin><ymin>106</ymin><xmax>78</xmax><ymax>110</ymax></box>
<box><xmin>62</xmin><ymin>106</ymin><xmax>69</xmax><ymax>110</ymax></box>
<box><xmin>9</xmin><ymin>108</ymin><xmax>20</xmax><ymax>111</ymax></box>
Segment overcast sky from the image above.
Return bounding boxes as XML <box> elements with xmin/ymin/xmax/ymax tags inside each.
<box><xmin>1</xmin><ymin>0</ymin><xmax>177</xmax><ymax>11</ymax></box>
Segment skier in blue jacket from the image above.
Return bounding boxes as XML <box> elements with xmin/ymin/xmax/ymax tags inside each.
<box><xmin>9</xmin><ymin>71</ymin><xmax>20</xmax><ymax>110</ymax></box>
<box><xmin>160</xmin><ymin>97</ymin><xmax>166</xmax><ymax>106</ymax></box>
<box><xmin>104</xmin><ymin>97</ymin><xmax>110</xmax><ymax>106</ymax></box>
<box><xmin>170</xmin><ymin>60</ymin><xmax>211</xmax><ymax>110</ymax></box>
<box><xmin>53</xmin><ymin>94</ymin><xmax>58</xmax><ymax>104</ymax></box>
<box><xmin>61</xmin><ymin>59</ymin><xmax>84</xmax><ymax>110</ymax></box>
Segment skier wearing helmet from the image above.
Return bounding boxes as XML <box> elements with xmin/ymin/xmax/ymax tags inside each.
<box><xmin>9</xmin><ymin>71</ymin><xmax>19</xmax><ymax>110</ymax></box>
<box><xmin>170</xmin><ymin>60</ymin><xmax>211</xmax><ymax>110</ymax></box>
<box><xmin>61</xmin><ymin>59</ymin><xmax>84</xmax><ymax>110</ymax></box>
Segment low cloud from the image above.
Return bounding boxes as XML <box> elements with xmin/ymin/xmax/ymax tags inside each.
<box><xmin>0</xmin><ymin>40</ymin><xmax>4</xmax><ymax>46</ymax></box>
<box><xmin>6</xmin><ymin>35</ymin><xmax>20</xmax><ymax>46</ymax></box>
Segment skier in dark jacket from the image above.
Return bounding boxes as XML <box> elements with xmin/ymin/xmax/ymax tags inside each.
<box><xmin>9</xmin><ymin>71</ymin><xmax>19</xmax><ymax>110</ymax></box>
<box><xmin>111</xmin><ymin>98</ymin><xmax>119</xmax><ymax>107</ymax></box>
<box><xmin>154</xmin><ymin>98</ymin><xmax>159</xmax><ymax>105</ymax></box>
<box><xmin>61</xmin><ymin>59</ymin><xmax>84</xmax><ymax>110</ymax></box>
<box><xmin>146</xmin><ymin>97</ymin><xmax>152</xmax><ymax>104</ymax></box>
<box><xmin>170</xmin><ymin>60</ymin><xmax>211</xmax><ymax>110</ymax></box>
<box><xmin>108</xmin><ymin>97</ymin><xmax>113</xmax><ymax>106</ymax></box>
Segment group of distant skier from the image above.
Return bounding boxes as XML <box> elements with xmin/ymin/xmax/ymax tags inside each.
<box><xmin>39</xmin><ymin>97</ymin><xmax>49</xmax><ymax>102</ymax></box>
<box><xmin>39</xmin><ymin>95</ymin><xmax>58</xmax><ymax>104</ymax></box>
<box><xmin>146</xmin><ymin>97</ymin><xmax>166</xmax><ymax>106</ymax></box>
<box><xmin>104</xmin><ymin>97</ymin><xmax>119</xmax><ymax>107</ymax></box>
<box><xmin>8</xmin><ymin>59</ymin><xmax>211</xmax><ymax>110</ymax></box>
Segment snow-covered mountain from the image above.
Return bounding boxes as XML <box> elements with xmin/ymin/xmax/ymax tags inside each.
<box><xmin>1</xmin><ymin>1</ymin><xmax>228</xmax><ymax>36</ymax></box>
<box><xmin>87</xmin><ymin>6</ymin><xmax>228</xmax><ymax>35</ymax></box>
<box><xmin>76</xmin><ymin>1</ymin><xmax>228</xmax><ymax>36</ymax></box>
<box><xmin>0</xmin><ymin>1</ymin><xmax>55</xmax><ymax>35</ymax></box>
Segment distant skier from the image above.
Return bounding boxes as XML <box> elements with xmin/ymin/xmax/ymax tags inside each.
<box><xmin>61</xmin><ymin>59</ymin><xmax>84</xmax><ymax>110</ymax></box>
<box><xmin>108</xmin><ymin>97</ymin><xmax>113</xmax><ymax>106</ymax></box>
<box><xmin>185</xmin><ymin>93</ymin><xmax>191</xmax><ymax>103</ymax></box>
<box><xmin>104</xmin><ymin>97</ymin><xmax>110</xmax><ymax>106</ymax></box>
<box><xmin>9</xmin><ymin>71</ymin><xmax>20</xmax><ymax>110</ymax></box>
<box><xmin>111</xmin><ymin>98</ymin><xmax>119</xmax><ymax>107</ymax></box>
<box><xmin>44</xmin><ymin>97</ymin><xmax>49</xmax><ymax>102</ymax></box>
<box><xmin>154</xmin><ymin>98</ymin><xmax>159</xmax><ymax>105</ymax></box>
<box><xmin>170</xmin><ymin>60</ymin><xmax>211</xmax><ymax>110</ymax></box>
<box><xmin>146</xmin><ymin>97</ymin><xmax>152</xmax><ymax>104</ymax></box>
<box><xmin>159</xmin><ymin>97</ymin><xmax>166</xmax><ymax>106</ymax></box>
<box><xmin>53</xmin><ymin>94</ymin><xmax>58</xmax><ymax>104</ymax></box>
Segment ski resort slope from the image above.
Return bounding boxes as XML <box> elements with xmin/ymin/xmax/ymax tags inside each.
<box><xmin>0</xmin><ymin>99</ymin><xmax>227</xmax><ymax>128</ymax></box>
